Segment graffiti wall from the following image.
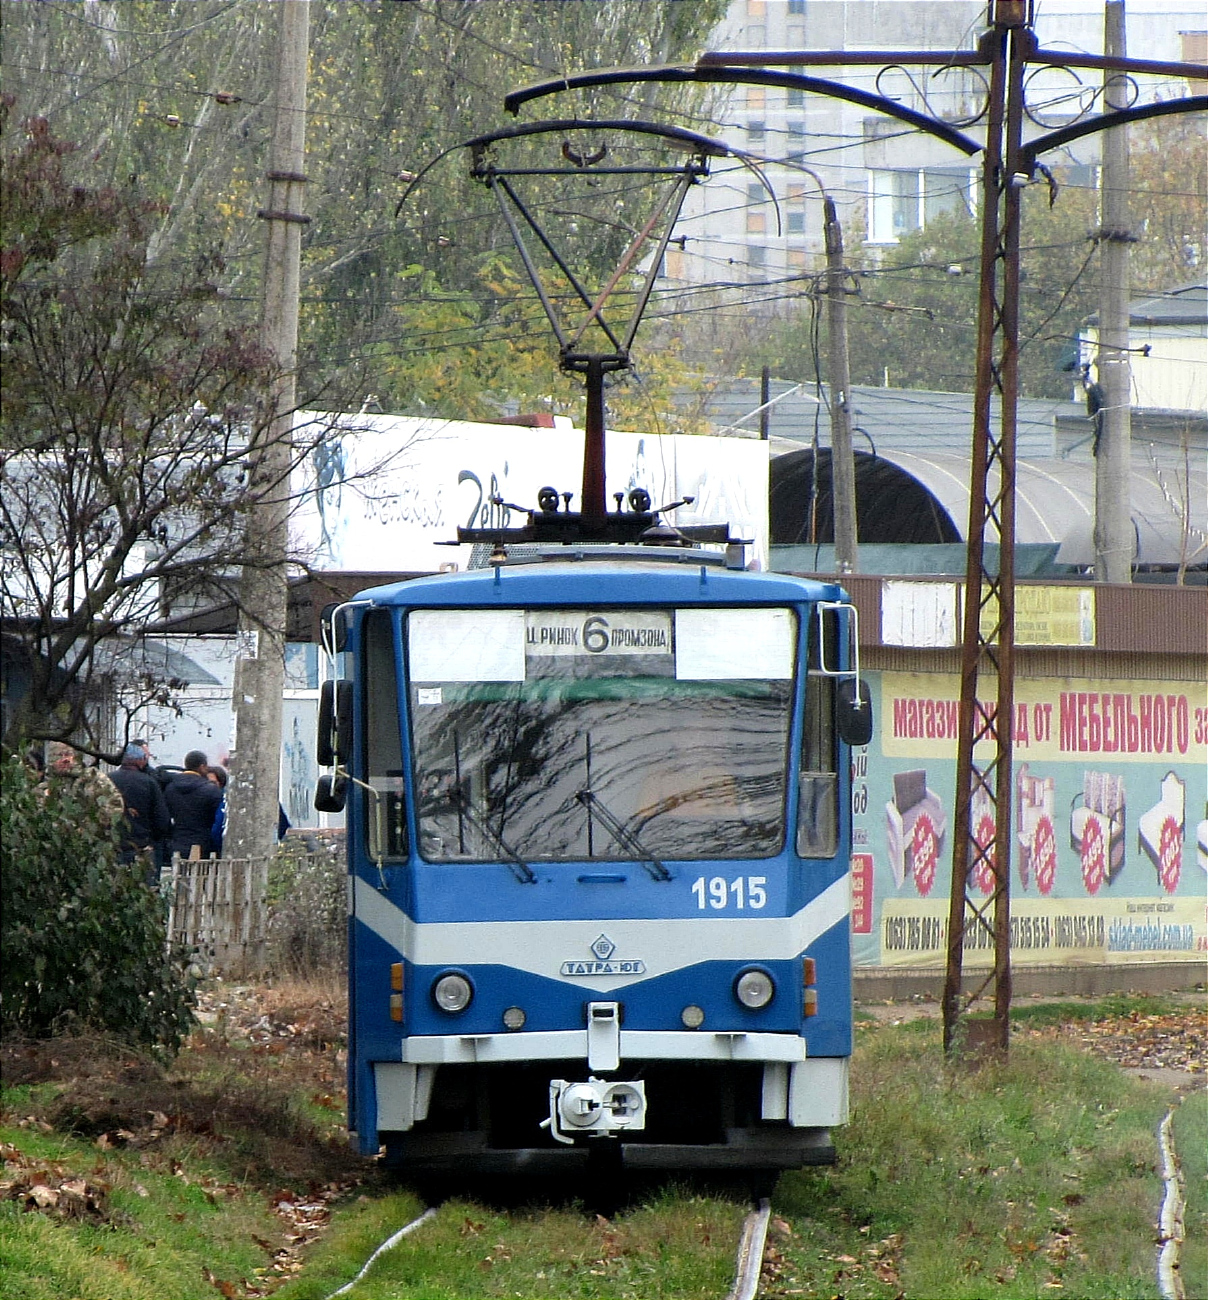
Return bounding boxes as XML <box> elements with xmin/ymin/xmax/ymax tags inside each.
<box><xmin>290</xmin><ymin>414</ymin><xmax>770</xmax><ymax>572</ymax></box>
<box><xmin>851</xmin><ymin>670</ymin><xmax>1208</xmax><ymax>967</ymax></box>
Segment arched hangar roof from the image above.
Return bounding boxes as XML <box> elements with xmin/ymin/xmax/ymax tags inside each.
<box><xmin>770</xmin><ymin>448</ymin><xmax>1207</xmax><ymax>567</ymax></box>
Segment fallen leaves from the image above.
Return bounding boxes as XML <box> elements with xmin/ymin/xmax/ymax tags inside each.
<box><xmin>0</xmin><ymin>1142</ymin><xmax>113</xmax><ymax>1223</ymax></box>
<box><xmin>1019</xmin><ymin>1008</ymin><xmax>1207</xmax><ymax>1073</ymax></box>
<box><xmin>239</xmin><ymin>1180</ymin><xmax>355</xmax><ymax>1297</ymax></box>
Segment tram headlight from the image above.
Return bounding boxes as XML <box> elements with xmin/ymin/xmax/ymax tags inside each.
<box><xmin>502</xmin><ymin>1006</ymin><xmax>526</xmax><ymax>1030</ymax></box>
<box><xmin>681</xmin><ymin>1004</ymin><xmax>705</xmax><ymax>1029</ymax></box>
<box><xmin>431</xmin><ymin>971</ymin><xmax>473</xmax><ymax>1014</ymax></box>
<box><xmin>734</xmin><ymin>967</ymin><xmax>776</xmax><ymax>1010</ymax></box>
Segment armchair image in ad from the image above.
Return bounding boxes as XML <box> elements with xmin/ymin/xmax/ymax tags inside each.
<box><xmin>1138</xmin><ymin>770</ymin><xmax>1185</xmax><ymax>894</ymax></box>
<box><xmin>1070</xmin><ymin>770</ymin><xmax>1126</xmax><ymax>895</ymax></box>
<box><xmin>886</xmin><ymin>768</ymin><xmax>948</xmax><ymax>897</ymax></box>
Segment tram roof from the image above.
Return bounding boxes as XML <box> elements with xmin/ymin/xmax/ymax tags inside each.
<box><xmin>351</xmin><ymin>555</ymin><xmax>847</xmax><ymax>608</ymax></box>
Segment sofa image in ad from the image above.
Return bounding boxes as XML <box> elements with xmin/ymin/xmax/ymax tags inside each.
<box><xmin>1016</xmin><ymin>763</ymin><xmax>1057</xmax><ymax>894</ymax></box>
<box><xmin>886</xmin><ymin>768</ymin><xmax>947</xmax><ymax>896</ymax></box>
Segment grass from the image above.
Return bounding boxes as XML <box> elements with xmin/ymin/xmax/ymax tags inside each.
<box><xmin>0</xmin><ymin>987</ymin><xmax>370</xmax><ymax>1300</ymax></box>
<box><xmin>2</xmin><ymin>988</ymin><xmax>1196</xmax><ymax>1299</ymax></box>
<box><xmin>766</xmin><ymin>1017</ymin><xmax>1180</xmax><ymax>1300</ymax></box>
<box><xmin>271</xmin><ymin>1187</ymin><xmax>745</xmax><ymax>1300</ymax></box>
<box><xmin>1007</xmin><ymin>992</ymin><xmax>1184</xmax><ymax>1027</ymax></box>
<box><xmin>1172</xmin><ymin>1089</ymin><xmax>1207</xmax><ymax>1300</ymax></box>
<box><xmin>0</xmin><ymin>1122</ymin><xmax>286</xmax><ymax>1300</ymax></box>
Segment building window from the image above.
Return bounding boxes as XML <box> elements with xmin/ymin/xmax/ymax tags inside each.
<box><xmin>747</xmin><ymin>86</ymin><xmax>766</xmax><ymax>112</ymax></box>
<box><xmin>787</xmin><ymin>248</ymin><xmax>806</xmax><ymax>270</ymax></box>
<box><xmin>748</xmin><ymin>245</ymin><xmax>767</xmax><ymax>268</ymax></box>
<box><xmin>747</xmin><ymin>120</ymin><xmax>766</xmax><ymax>145</ymax></box>
<box><xmin>787</xmin><ymin>88</ymin><xmax>805</xmax><ymax>107</ymax></box>
<box><xmin>788</xmin><ymin>0</ymin><xmax>806</xmax><ymax>13</ymax></box>
<box><xmin>786</xmin><ymin>122</ymin><xmax>806</xmax><ymax>162</ymax></box>
<box><xmin>747</xmin><ymin>181</ymin><xmax>766</xmax><ymax>206</ymax></box>
<box><xmin>786</xmin><ymin>211</ymin><xmax>805</xmax><ymax>235</ymax></box>
<box><xmin>867</xmin><ymin>167</ymin><xmax>977</xmax><ymax>243</ymax></box>
<box><xmin>747</xmin><ymin>0</ymin><xmax>766</xmax><ymax>16</ymax></box>
<box><xmin>747</xmin><ymin>210</ymin><xmax>767</xmax><ymax>235</ymax></box>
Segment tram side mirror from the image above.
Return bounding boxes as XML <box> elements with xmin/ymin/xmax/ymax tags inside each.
<box><xmin>836</xmin><ymin>678</ymin><xmax>873</xmax><ymax>748</ymax></box>
<box><xmin>320</xmin><ymin>603</ymin><xmax>351</xmax><ymax>653</ymax></box>
<box><xmin>314</xmin><ymin>773</ymin><xmax>347</xmax><ymax>814</ymax></box>
<box><xmin>317</xmin><ymin>679</ymin><xmax>354</xmax><ymax>766</ymax></box>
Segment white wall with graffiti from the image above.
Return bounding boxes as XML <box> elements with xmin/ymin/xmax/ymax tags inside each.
<box><xmin>134</xmin><ymin>417</ymin><xmax>769</xmax><ymax>829</ymax></box>
<box><xmin>289</xmin><ymin>413</ymin><xmax>770</xmax><ymax>573</ymax></box>
<box><xmin>130</xmin><ymin>637</ymin><xmax>334</xmax><ymax>832</ymax></box>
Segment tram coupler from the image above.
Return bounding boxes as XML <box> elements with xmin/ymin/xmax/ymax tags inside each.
<box><xmin>543</xmin><ymin>1077</ymin><xmax>647</xmax><ymax>1144</ymax></box>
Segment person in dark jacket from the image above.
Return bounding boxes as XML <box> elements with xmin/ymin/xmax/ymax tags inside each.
<box><xmin>207</xmin><ymin>763</ymin><xmax>228</xmax><ymax>857</ymax></box>
<box><xmin>164</xmin><ymin>749</ymin><xmax>223</xmax><ymax>859</ymax></box>
<box><xmin>110</xmin><ymin>742</ymin><xmax>173</xmax><ymax>880</ymax></box>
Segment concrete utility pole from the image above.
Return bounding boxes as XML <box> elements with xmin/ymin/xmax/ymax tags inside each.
<box><xmin>226</xmin><ymin>0</ymin><xmax>309</xmax><ymax>860</ymax></box>
<box><xmin>824</xmin><ymin>196</ymin><xmax>858</xmax><ymax>574</ymax></box>
<box><xmin>1094</xmin><ymin>0</ymin><xmax>1134</xmax><ymax>585</ymax></box>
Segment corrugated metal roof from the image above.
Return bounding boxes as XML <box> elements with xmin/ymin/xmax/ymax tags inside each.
<box><xmin>689</xmin><ymin>377</ymin><xmax>1081</xmax><ymax>458</ymax></box>
<box><xmin>1085</xmin><ymin>282</ymin><xmax>1208</xmax><ymax>328</ymax></box>
<box><xmin>884</xmin><ymin>450</ymin><xmax>1207</xmax><ymax>565</ymax></box>
<box><xmin>89</xmin><ymin>638</ymin><xmax>220</xmax><ymax>686</ymax></box>
<box><xmin>1127</xmin><ymin>282</ymin><xmax>1207</xmax><ymax>328</ymax></box>
<box><xmin>770</xmin><ymin>447</ymin><xmax>1208</xmax><ymax>567</ymax></box>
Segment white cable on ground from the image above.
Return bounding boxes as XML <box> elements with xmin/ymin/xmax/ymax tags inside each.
<box><xmin>1156</xmin><ymin>1103</ymin><xmax>1187</xmax><ymax>1300</ymax></box>
<box><xmin>326</xmin><ymin>1206</ymin><xmax>438</xmax><ymax>1299</ymax></box>
<box><xmin>726</xmin><ymin>1197</ymin><xmax>771</xmax><ymax>1300</ymax></box>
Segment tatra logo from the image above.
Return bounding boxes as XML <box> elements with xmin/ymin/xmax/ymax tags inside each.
<box><xmin>560</xmin><ymin>933</ymin><xmax>645</xmax><ymax>977</ymax></box>
<box><xmin>591</xmin><ymin>934</ymin><xmax>615</xmax><ymax>961</ymax></box>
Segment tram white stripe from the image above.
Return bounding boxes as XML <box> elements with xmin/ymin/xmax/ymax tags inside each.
<box><xmin>354</xmin><ymin>875</ymin><xmax>850</xmax><ymax>992</ymax></box>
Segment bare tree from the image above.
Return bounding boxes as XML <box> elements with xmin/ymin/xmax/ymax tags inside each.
<box><xmin>0</xmin><ymin>101</ymin><xmax>303</xmax><ymax>753</ymax></box>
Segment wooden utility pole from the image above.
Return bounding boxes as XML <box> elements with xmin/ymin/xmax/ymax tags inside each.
<box><xmin>226</xmin><ymin>0</ymin><xmax>309</xmax><ymax>860</ymax></box>
<box><xmin>823</xmin><ymin>196</ymin><xmax>857</xmax><ymax>574</ymax></box>
<box><xmin>1094</xmin><ymin>0</ymin><xmax>1134</xmax><ymax>584</ymax></box>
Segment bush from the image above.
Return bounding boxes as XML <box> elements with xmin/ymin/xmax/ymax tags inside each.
<box><xmin>266</xmin><ymin>832</ymin><xmax>347</xmax><ymax>978</ymax></box>
<box><xmin>0</xmin><ymin>752</ymin><xmax>195</xmax><ymax>1050</ymax></box>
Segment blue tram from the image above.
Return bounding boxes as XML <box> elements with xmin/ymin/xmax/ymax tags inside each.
<box><xmin>316</xmin><ymin>542</ymin><xmax>871</xmax><ymax>1176</ymax></box>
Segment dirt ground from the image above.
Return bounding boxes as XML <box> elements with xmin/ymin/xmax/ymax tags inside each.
<box><xmin>857</xmin><ymin>990</ymin><xmax>1207</xmax><ymax>1093</ymax></box>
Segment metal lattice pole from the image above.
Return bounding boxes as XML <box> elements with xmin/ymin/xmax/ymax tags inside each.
<box><xmin>941</xmin><ymin>5</ymin><xmax>1029</xmax><ymax>1057</ymax></box>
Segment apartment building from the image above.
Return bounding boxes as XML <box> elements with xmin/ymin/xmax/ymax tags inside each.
<box><xmin>664</xmin><ymin>1</ymin><xmax>1204</xmax><ymax>292</ymax></box>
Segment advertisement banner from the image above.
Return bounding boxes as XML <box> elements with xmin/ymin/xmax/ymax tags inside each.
<box><xmin>851</xmin><ymin>671</ymin><xmax>1208</xmax><ymax>967</ymax></box>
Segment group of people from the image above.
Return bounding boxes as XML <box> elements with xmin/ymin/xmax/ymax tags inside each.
<box><xmin>37</xmin><ymin>740</ymin><xmax>228</xmax><ymax>881</ymax></box>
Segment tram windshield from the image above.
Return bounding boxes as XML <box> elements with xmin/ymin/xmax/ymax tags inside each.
<box><xmin>407</xmin><ymin>607</ymin><xmax>796</xmax><ymax>862</ymax></box>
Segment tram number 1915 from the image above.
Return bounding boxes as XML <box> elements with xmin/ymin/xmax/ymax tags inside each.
<box><xmin>691</xmin><ymin>876</ymin><xmax>768</xmax><ymax>910</ymax></box>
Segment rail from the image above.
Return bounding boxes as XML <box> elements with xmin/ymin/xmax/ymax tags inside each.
<box><xmin>321</xmin><ymin>1194</ymin><xmax>774</xmax><ymax>1298</ymax></box>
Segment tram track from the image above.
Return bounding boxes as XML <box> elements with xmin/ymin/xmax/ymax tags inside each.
<box><xmin>323</xmin><ymin>1189</ymin><xmax>774</xmax><ymax>1299</ymax></box>
<box><xmin>725</xmin><ymin>1198</ymin><xmax>772</xmax><ymax>1300</ymax></box>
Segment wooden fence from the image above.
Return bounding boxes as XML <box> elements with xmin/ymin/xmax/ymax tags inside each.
<box><xmin>164</xmin><ymin>854</ymin><xmax>271</xmax><ymax>977</ymax></box>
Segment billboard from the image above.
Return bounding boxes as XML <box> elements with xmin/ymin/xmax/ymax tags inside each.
<box><xmin>851</xmin><ymin>670</ymin><xmax>1208</xmax><ymax>967</ymax></box>
<box><xmin>290</xmin><ymin>414</ymin><xmax>771</xmax><ymax>573</ymax></box>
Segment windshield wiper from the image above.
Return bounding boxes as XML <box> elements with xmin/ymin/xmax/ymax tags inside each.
<box><xmin>575</xmin><ymin>789</ymin><xmax>672</xmax><ymax>882</ymax></box>
<box><xmin>446</xmin><ymin>788</ymin><xmax>537</xmax><ymax>884</ymax></box>
<box><xmin>447</xmin><ymin>729</ymin><xmax>535</xmax><ymax>883</ymax></box>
